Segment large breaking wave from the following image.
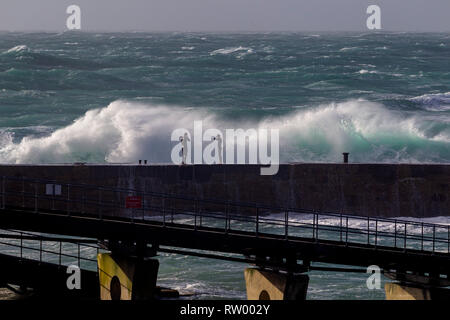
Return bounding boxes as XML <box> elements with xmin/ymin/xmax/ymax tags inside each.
<box><xmin>0</xmin><ymin>99</ymin><xmax>448</xmax><ymax>164</ymax></box>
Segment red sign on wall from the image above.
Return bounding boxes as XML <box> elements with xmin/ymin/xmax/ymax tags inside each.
<box><xmin>126</xmin><ymin>196</ymin><xmax>142</xmax><ymax>209</ymax></box>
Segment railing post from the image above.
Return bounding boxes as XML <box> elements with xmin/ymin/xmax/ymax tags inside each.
<box><xmin>345</xmin><ymin>216</ymin><xmax>348</xmax><ymax>245</ymax></box>
<box><xmin>404</xmin><ymin>223</ymin><xmax>407</xmax><ymax>251</ymax></box>
<box><xmin>285</xmin><ymin>209</ymin><xmax>288</xmax><ymax>240</ymax></box>
<box><xmin>255</xmin><ymin>207</ymin><xmax>259</xmax><ymax>237</ymax></box>
<box><xmin>225</xmin><ymin>202</ymin><xmax>229</xmax><ymax>234</ymax></box>
<box><xmin>340</xmin><ymin>213</ymin><xmax>343</xmax><ymax>242</ymax></box>
<box><xmin>20</xmin><ymin>232</ymin><xmax>23</xmax><ymax>259</ymax></box>
<box><xmin>367</xmin><ymin>216</ymin><xmax>370</xmax><ymax>245</ymax></box>
<box><xmin>375</xmin><ymin>220</ymin><xmax>378</xmax><ymax>247</ymax></box>
<box><xmin>78</xmin><ymin>243</ymin><xmax>81</xmax><ymax>267</ymax></box>
<box><xmin>432</xmin><ymin>225</ymin><xmax>435</xmax><ymax>253</ymax></box>
<box><xmin>421</xmin><ymin>222</ymin><xmax>424</xmax><ymax>251</ymax></box>
<box><xmin>59</xmin><ymin>241</ymin><xmax>62</xmax><ymax>266</ymax></box>
<box><xmin>39</xmin><ymin>239</ymin><xmax>42</xmax><ymax>263</ymax></box>
<box><xmin>394</xmin><ymin>220</ymin><xmax>397</xmax><ymax>248</ymax></box>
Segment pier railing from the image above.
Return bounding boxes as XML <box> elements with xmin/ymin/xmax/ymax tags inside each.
<box><xmin>0</xmin><ymin>175</ymin><xmax>449</xmax><ymax>255</ymax></box>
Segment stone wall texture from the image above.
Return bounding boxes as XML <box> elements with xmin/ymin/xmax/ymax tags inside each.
<box><xmin>0</xmin><ymin>163</ymin><xmax>448</xmax><ymax>218</ymax></box>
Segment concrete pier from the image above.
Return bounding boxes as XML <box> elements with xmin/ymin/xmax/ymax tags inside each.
<box><xmin>0</xmin><ymin>163</ymin><xmax>448</xmax><ymax>218</ymax></box>
<box><xmin>244</xmin><ymin>268</ymin><xmax>309</xmax><ymax>300</ymax></box>
<box><xmin>97</xmin><ymin>253</ymin><xmax>159</xmax><ymax>300</ymax></box>
<box><xmin>385</xmin><ymin>283</ymin><xmax>450</xmax><ymax>300</ymax></box>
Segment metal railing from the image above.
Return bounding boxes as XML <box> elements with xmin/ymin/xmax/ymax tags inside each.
<box><xmin>0</xmin><ymin>228</ymin><xmax>99</xmax><ymax>269</ymax></box>
<box><xmin>0</xmin><ymin>175</ymin><xmax>449</xmax><ymax>255</ymax></box>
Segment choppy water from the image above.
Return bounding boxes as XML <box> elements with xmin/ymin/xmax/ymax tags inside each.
<box><xmin>1</xmin><ymin>213</ymin><xmax>448</xmax><ymax>299</ymax></box>
<box><xmin>0</xmin><ymin>32</ymin><xmax>449</xmax><ymax>164</ymax></box>
<box><xmin>0</xmin><ymin>31</ymin><xmax>449</xmax><ymax>299</ymax></box>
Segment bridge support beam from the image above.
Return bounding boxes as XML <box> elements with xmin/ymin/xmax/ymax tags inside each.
<box><xmin>97</xmin><ymin>253</ymin><xmax>159</xmax><ymax>300</ymax></box>
<box><xmin>385</xmin><ymin>283</ymin><xmax>450</xmax><ymax>300</ymax></box>
<box><xmin>244</xmin><ymin>268</ymin><xmax>309</xmax><ymax>300</ymax></box>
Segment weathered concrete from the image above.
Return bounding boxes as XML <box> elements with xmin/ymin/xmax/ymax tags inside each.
<box><xmin>385</xmin><ymin>283</ymin><xmax>450</xmax><ymax>300</ymax></box>
<box><xmin>97</xmin><ymin>253</ymin><xmax>159</xmax><ymax>300</ymax></box>
<box><xmin>0</xmin><ymin>163</ymin><xmax>448</xmax><ymax>218</ymax></box>
<box><xmin>244</xmin><ymin>268</ymin><xmax>309</xmax><ymax>300</ymax></box>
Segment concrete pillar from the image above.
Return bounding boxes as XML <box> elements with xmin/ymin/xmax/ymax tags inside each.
<box><xmin>385</xmin><ymin>283</ymin><xmax>450</xmax><ymax>300</ymax></box>
<box><xmin>244</xmin><ymin>268</ymin><xmax>309</xmax><ymax>300</ymax></box>
<box><xmin>97</xmin><ymin>253</ymin><xmax>159</xmax><ymax>300</ymax></box>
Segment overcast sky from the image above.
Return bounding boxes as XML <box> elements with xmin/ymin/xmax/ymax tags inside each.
<box><xmin>0</xmin><ymin>0</ymin><xmax>449</xmax><ymax>32</ymax></box>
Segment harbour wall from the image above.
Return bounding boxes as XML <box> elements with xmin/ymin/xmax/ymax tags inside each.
<box><xmin>0</xmin><ymin>163</ymin><xmax>448</xmax><ymax>218</ymax></box>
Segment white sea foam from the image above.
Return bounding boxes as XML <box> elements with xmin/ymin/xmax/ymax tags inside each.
<box><xmin>0</xmin><ymin>99</ymin><xmax>448</xmax><ymax>164</ymax></box>
<box><xmin>358</xmin><ymin>69</ymin><xmax>378</xmax><ymax>74</ymax></box>
<box><xmin>4</xmin><ymin>45</ymin><xmax>29</xmax><ymax>54</ymax></box>
<box><xmin>210</xmin><ymin>46</ymin><xmax>253</xmax><ymax>56</ymax></box>
<box><xmin>410</xmin><ymin>92</ymin><xmax>450</xmax><ymax>111</ymax></box>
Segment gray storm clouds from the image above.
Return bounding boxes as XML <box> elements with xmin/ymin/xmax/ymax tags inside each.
<box><xmin>0</xmin><ymin>0</ymin><xmax>449</xmax><ymax>32</ymax></box>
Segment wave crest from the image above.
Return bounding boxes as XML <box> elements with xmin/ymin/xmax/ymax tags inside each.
<box><xmin>0</xmin><ymin>100</ymin><xmax>448</xmax><ymax>164</ymax></box>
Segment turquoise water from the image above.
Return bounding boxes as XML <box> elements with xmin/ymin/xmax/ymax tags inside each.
<box><xmin>0</xmin><ymin>32</ymin><xmax>448</xmax><ymax>164</ymax></box>
<box><xmin>1</xmin><ymin>213</ymin><xmax>448</xmax><ymax>300</ymax></box>
<box><xmin>0</xmin><ymin>31</ymin><xmax>449</xmax><ymax>299</ymax></box>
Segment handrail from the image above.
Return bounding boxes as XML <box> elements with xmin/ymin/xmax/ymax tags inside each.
<box><xmin>0</xmin><ymin>175</ymin><xmax>449</xmax><ymax>255</ymax></box>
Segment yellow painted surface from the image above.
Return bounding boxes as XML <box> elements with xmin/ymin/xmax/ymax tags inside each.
<box><xmin>97</xmin><ymin>253</ymin><xmax>134</xmax><ymax>300</ymax></box>
<box><xmin>244</xmin><ymin>268</ymin><xmax>286</xmax><ymax>300</ymax></box>
<box><xmin>385</xmin><ymin>283</ymin><xmax>431</xmax><ymax>300</ymax></box>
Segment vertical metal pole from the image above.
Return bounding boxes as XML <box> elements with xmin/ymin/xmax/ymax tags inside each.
<box><xmin>421</xmin><ymin>222</ymin><xmax>424</xmax><ymax>251</ymax></box>
<box><xmin>340</xmin><ymin>213</ymin><xmax>343</xmax><ymax>242</ymax></box>
<box><xmin>78</xmin><ymin>243</ymin><xmax>81</xmax><ymax>267</ymax></box>
<box><xmin>394</xmin><ymin>220</ymin><xmax>397</xmax><ymax>248</ymax></box>
<box><xmin>367</xmin><ymin>216</ymin><xmax>370</xmax><ymax>245</ymax></box>
<box><xmin>225</xmin><ymin>203</ymin><xmax>229</xmax><ymax>234</ymax></box>
<box><xmin>375</xmin><ymin>220</ymin><xmax>378</xmax><ymax>247</ymax></box>
<box><xmin>20</xmin><ymin>232</ymin><xmax>23</xmax><ymax>259</ymax></box>
<box><xmin>345</xmin><ymin>216</ymin><xmax>348</xmax><ymax>244</ymax></box>
<box><xmin>39</xmin><ymin>239</ymin><xmax>42</xmax><ymax>263</ymax></box>
<box><xmin>59</xmin><ymin>241</ymin><xmax>62</xmax><ymax>266</ymax></box>
<box><xmin>285</xmin><ymin>210</ymin><xmax>288</xmax><ymax>240</ymax></box>
<box><xmin>432</xmin><ymin>226</ymin><xmax>435</xmax><ymax>253</ymax></box>
<box><xmin>448</xmin><ymin>226</ymin><xmax>449</xmax><ymax>254</ymax></box>
<box><xmin>404</xmin><ymin>223</ymin><xmax>407</xmax><ymax>250</ymax></box>
<box><xmin>255</xmin><ymin>207</ymin><xmax>259</xmax><ymax>236</ymax></box>
<box><xmin>316</xmin><ymin>213</ymin><xmax>319</xmax><ymax>241</ymax></box>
